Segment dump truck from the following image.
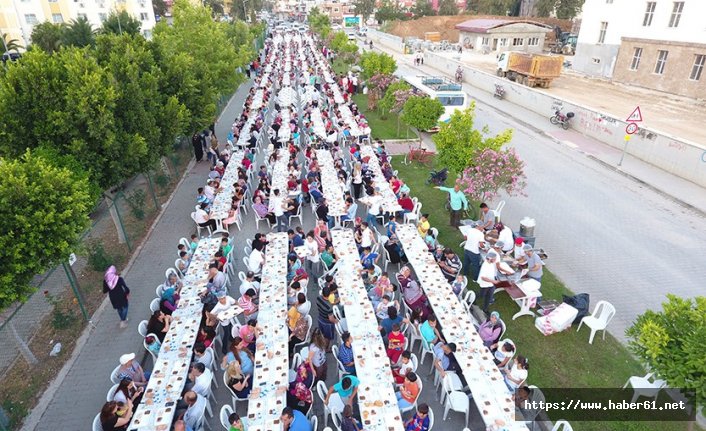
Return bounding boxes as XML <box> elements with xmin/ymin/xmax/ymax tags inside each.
<box><xmin>496</xmin><ymin>52</ymin><xmax>563</xmax><ymax>88</ymax></box>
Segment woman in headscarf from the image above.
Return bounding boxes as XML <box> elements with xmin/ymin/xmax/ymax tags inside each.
<box><xmin>192</xmin><ymin>132</ymin><xmax>204</xmax><ymax>162</ymax></box>
<box><xmin>478</xmin><ymin>311</ymin><xmax>503</xmax><ymax>347</ymax></box>
<box><xmin>103</xmin><ymin>266</ymin><xmax>130</xmax><ymax>328</ymax></box>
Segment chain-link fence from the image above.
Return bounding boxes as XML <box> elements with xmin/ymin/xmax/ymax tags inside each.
<box><xmin>0</xmin><ymin>138</ymin><xmax>193</xmax><ymax>430</ymax></box>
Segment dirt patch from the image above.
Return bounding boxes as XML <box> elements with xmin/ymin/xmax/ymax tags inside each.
<box><xmin>388</xmin><ymin>14</ymin><xmax>573</xmax><ymax>43</ymax></box>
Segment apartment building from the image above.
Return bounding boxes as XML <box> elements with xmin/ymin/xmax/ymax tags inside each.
<box><xmin>1</xmin><ymin>0</ymin><xmax>157</xmax><ymax>49</ymax></box>
<box><xmin>573</xmin><ymin>0</ymin><xmax>706</xmax><ymax>98</ymax></box>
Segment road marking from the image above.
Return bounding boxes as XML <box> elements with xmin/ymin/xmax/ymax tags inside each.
<box><xmin>563</xmin><ymin>141</ymin><xmax>578</xmax><ymax>149</ymax></box>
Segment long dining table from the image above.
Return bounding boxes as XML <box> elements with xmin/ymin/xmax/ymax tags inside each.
<box><xmin>331</xmin><ymin>230</ymin><xmax>405</xmax><ymax>431</ymax></box>
<box><xmin>128</xmin><ymin>237</ymin><xmax>221</xmax><ymax>431</ymax></box>
<box><xmin>209</xmin><ymin>152</ymin><xmax>244</xmax><ymax>233</ymax></box>
<box><xmin>395</xmin><ymin>224</ymin><xmax>528</xmax><ymax>431</ymax></box>
<box><xmin>359</xmin><ymin>145</ymin><xmax>403</xmax><ymax>215</ymax></box>
<box><xmin>245</xmin><ymin>232</ymin><xmax>290</xmax><ymax>430</ymax></box>
<box><xmin>315</xmin><ymin>149</ymin><xmax>346</xmax><ymax>221</ymax></box>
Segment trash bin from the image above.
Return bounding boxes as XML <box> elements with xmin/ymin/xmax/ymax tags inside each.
<box><xmin>520</xmin><ymin>217</ymin><xmax>536</xmax><ymax>238</ymax></box>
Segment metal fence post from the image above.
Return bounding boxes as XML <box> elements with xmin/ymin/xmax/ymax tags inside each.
<box><xmin>62</xmin><ymin>262</ymin><xmax>89</xmax><ymax>321</ymax></box>
<box><xmin>145</xmin><ymin>172</ymin><xmax>161</xmax><ymax>211</ymax></box>
<box><xmin>113</xmin><ymin>192</ymin><xmax>132</xmax><ymax>251</ymax></box>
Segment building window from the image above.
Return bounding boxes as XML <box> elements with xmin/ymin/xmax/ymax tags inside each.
<box><xmin>598</xmin><ymin>21</ymin><xmax>608</xmax><ymax>44</ymax></box>
<box><xmin>630</xmin><ymin>47</ymin><xmax>642</xmax><ymax>70</ymax></box>
<box><xmin>52</xmin><ymin>13</ymin><xmax>64</xmax><ymax>23</ymax></box>
<box><xmin>99</xmin><ymin>12</ymin><xmax>107</xmax><ymax>21</ymax></box>
<box><xmin>654</xmin><ymin>50</ymin><xmax>668</xmax><ymax>74</ymax></box>
<box><xmin>668</xmin><ymin>2</ymin><xmax>684</xmax><ymax>27</ymax></box>
<box><xmin>24</xmin><ymin>13</ymin><xmax>38</xmax><ymax>24</ymax></box>
<box><xmin>592</xmin><ymin>57</ymin><xmax>601</xmax><ymax>64</ymax></box>
<box><xmin>481</xmin><ymin>37</ymin><xmax>489</xmax><ymax>46</ymax></box>
<box><xmin>527</xmin><ymin>37</ymin><xmax>539</xmax><ymax>46</ymax></box>
<box><xmin>643</xmin><ymin>2</ymin><xmax>655</xmax><ymax>26</ymax></box>
<box><xmin>140</xmin><ymin>12</ymin><xmax>149</xmax><ymax>20</ymax></box>
<box><xmin>512</xmin><ymin>38</ymin><xmax>523</xmax><ymax>46</ymax></box>
<box><xmin>499</xmin><ymin>38</ymin><xmax>508</xmax><ymax>47</ymax></box>
<box><xmin>606</xmin><ymin>0</ymin><xmax>613</xmax><ymax>3</ymax></box>
<box><xmin>690</xmin><ymin>54</ymin><xmax>705</xmax><ymax>81</ymax></box>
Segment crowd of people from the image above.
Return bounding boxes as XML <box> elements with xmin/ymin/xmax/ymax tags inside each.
<box><xmin>96</xmin><ymin>24</ymin><xmax>542</xmax><ymax>431</ymax></box>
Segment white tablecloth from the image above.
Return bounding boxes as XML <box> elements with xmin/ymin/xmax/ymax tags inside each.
<box><xmin>315</xmin><ymin>149</ymin><xmax>346</xmax><ymax>217</ymax></box>
<box><xmin>128</xmin><ymin>237</ymin><xmax>221</xmax><ymax>431</ymax></box>
<box><xmin>209</xmin><ymin>152</ymin><xmax>244</xmax><ymax>221</ymax></box>
<box><xmin>395</xmin><ymin>224</ymin><xmax>527</xmax><ymax>431</ymax></box>
<box><xmin>245</xmin><ymin>233</ymin><xmax>290</xmax><ymax>430</ymax></box>
<box><xmin>331</xmin><ymin>230</ymin><xmax>404</xmax><ymax>431</ymax></box>
<box><xmin>360</xmin><ymin>146</ymin><xmax>403</xmax><ymax>214</ymax></box>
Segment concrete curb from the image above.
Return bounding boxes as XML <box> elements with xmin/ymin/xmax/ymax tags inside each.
<box><xmin>20</xmin><ymin>158</ymin><xmax>196</xmax><ymax>431</ymax></box>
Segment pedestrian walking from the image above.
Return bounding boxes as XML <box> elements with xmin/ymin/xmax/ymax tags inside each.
<box><xmin>192</xmin><ymin>132</ymin><xmax>204</xmax><ymax>162</ymax></box>
<box><xmin>103</xmin><ymin>266</ymin><xmax>131</xmax><ymax>328</ymax></box>
<box><xmin>435</xmin><ymin>183</ymin><xmax>468</xmax><ymax>227</ymax></box>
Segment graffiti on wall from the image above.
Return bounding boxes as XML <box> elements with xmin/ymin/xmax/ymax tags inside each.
<box><xmin>667</xmin><ymin>140</ymin><xmax>687</xmax><ymax>151</ymax></box>
<box><xmin>551</xmin><ymin>99</ymin><xmax>563</xmax><ymax>113</ymax></box>
<box><xmin>576</xmin><ymin>111</ymin><xmax>615</xmax><ymax>137</ymax></box>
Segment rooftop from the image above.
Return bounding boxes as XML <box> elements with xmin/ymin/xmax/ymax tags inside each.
<box><xmin>455</xmin><ymin>18</ymin><xmax>552</xmax><ymax>33</ymax></box>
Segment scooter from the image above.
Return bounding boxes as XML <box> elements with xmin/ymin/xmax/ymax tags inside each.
<box><xmin>549</xmin><ymin>110</ymin><xmax>574</xmax><ymax>130</ymax></box>
<box><xmin>494</xmin><ymin>84</ymin><xmax>505</xmax><ymax>100</ymax></box>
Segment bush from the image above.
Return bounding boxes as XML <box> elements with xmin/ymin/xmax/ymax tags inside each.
<box><xmin>86</xmin><ymin>241</ymin><xmax>112</xmax><ymax>272</ymax></box>
<box><xmin>155</xmin><ymin>173</ymin><xmax>170</xmax><ymax>189</ymax></box>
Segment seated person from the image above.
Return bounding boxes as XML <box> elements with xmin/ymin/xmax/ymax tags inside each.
<box><xmin>502</xmin><ymin>356</ymin><xmax>529</xmax><ymax>392</ymax></box>
<box><xmin>338</xmin><ymin>332</ymin><xmax>356</xmax><ymax>374</ymax></box>
<box><xmin>395</xmin><ymin>372</ymin><xmax>420</xmax><ymax>410</ymax></box>
<box><xmin>325</xmin><ymin>375</ymin><xmax>360</xmax><ymax>407</ymax></box>
<box><xmin>478</xmin><ymin>311</ymin><xmax>503</xmax><ymax>347</ymax></box>
<box><xmin>404</xmin><ymin>403</ymin><xmax>431</xmax><ymax>431</ymax></box>
<box><xmin>492</xmin><ymin>340</ymin><xmax>516</xmax><ymax>369</ymax></box>
<box><xmin>392</xmin><ymin>350</ymin><xmax>415</xmax><ymax>384</ymax></box>
<box><xmin>438</xmin><ymin>248</ymin><xmax>461</xmax><ymax>282</ymax></box>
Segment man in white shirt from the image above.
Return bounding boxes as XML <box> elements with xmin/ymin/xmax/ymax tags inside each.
<box><xmin>498</xmin><ymin>224</ymin><xmax>514</xmax><ymax>253</ymax></box>
<box><xmin>239</xmin><ymin>271</ymin><xmax>261</xmax><ymax>296</ymax></box>
<box><xmin>203</xmin><ymin>180</ymin><xmax>217</xmax><ymax>202</ymax></box>
<box><xmin>269</xmin><ymin>188</ymin><xmax>288</xmax><ymax>232</ymax></box>
<box><xmin>460</xmin><ymin>223</ymin><xmax>485</xmax><ymax>281</ymax></box>
<box><xmin>193</xmin><ymin>203</ymin><xmax>217</xmax><ymax>231</ymax></box>
<box><xmin>365</xmin><ymin>189</ymin><xmax>382</xmax><ymax>227</ymax></box>
<box><xmin>189</xmin><ymin>363</ymin><xmax>212</xmax><ymax>397</ymax></box>
<box><xmin>248</xmin><ymin>247</ymin><xmax>265</xmax><ymax>275</ymax></box>
<box><xmin>304</xmin><ymin>232</ymin><xmax>320</xmax><ymax>278</ymax></box>
<box><xmin>477</xmin><ymin>252</ymin><xmax>500</xmax><ymax>313</ymax></box>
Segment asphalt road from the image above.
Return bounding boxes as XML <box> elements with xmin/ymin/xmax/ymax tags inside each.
<box><xmin>389</xmin><ymin>52</ymin><xmax>706</xmax><ymax>342</ymax></box>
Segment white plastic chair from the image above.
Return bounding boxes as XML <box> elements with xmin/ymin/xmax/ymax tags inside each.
<box><xmin>463</xmin><ymin>289</ymin><xmax>475</xmax><ymax>306</ymax></box>
<box><xmin>289</xmin><ymin>204</ymin><xmax>303</xmax><ymax>225</ymax></box>
<box><xmin>494</xmin><ymin>200</ymin><xmax>506</xmax><ymax>220</ymax></box>
<box><xmin>316</xmin><ymin>380</ymin><xmax>335</xmax><ymax>427</ymax></box>
<box><xmin>551</xmin><ymin>420</ymin><xmax>573</xmax><ymax>431</ymax></box>
<box><xmin>138</xmin><ymin>320</ymin><xmax>149</xmax><ymax>337</ymax></box>
<box><xmin>419</xmin><ymin>338</ymin><xmax>435</xmax><ymax>365</ymax></box>
<box><xmin>293</xmin><ymin>315</ymin><xmax>313</xmax><ymax>353</ymax></box>
<box><xmin>149</xmin><ymin>298</ymin><xmax>161</xmax><ymax>313</ymax></box>
<box><xmin>155</xmin><ymin>284</ymin><xmax>165</xmax><ymax>297</ymax></box>
<box><xmin>404</xmin><ymin>202</ymin><xmax>421</xmax><ymax>224</ymax></box>
<box><xmin>143</xmin><ymin>332</ymin><xmax>160</xmax><ymax>362</ymax></box>
<box><xmin>622</xmin><ymin>373</ymin><xmax>667</xmax><ymax>403</ymax></box>
<box><xmin>399</xmin><ymin>378</ymin><xmax>422</xmax><ymax>414</ymax></box>
<box><xmin>109</xmin><ymin>365</ymin><xmax>121</xmax><ymax>385</ymax></box>
<box><xmin>406</xmin><ymin>316</ymin><xmax>422</xmax><ymax>353</ymax></box>
<box><xmin>331</xmin><ymin>344</ymin><xmax>350</xmax><ymax>380</ymax></box>
<box><xmin>298</xmin><ymin>300</ymin><xmax>312</xmax><ymax>316</ymax></box>
<box><xmin>442</xmin><ymin>374</ymin><xmax>469</xmax><ymax>428</ymax></box>
<box><xmin>223</xmin><ymin>368</ymin><xmax>248</xmax><ymax>410</ymax></box>
<box><xmin>165</xmin><ymin>267</ymin><xmax>179</xmax><ymax>280</ymax></box>
<box><xmin>106</xmin><ymin>383</ymin><xmax>119</xmax><ymax>402</ymax></box>
<box><xmin>310</xmin><ymin>415</ymin><xmax>318</xmax><ymax>431</ymax></box>
<box><xmin>438</xmin><ymin>371</ymin><xmax>464</xmax><ymax>404</ymax></box>
<box><xmin>577</xmin><ymin>300</ymin><xmax>616</xmax><ymax>344</ymax></box>
<box><xmin>409</xmin><ymin>353</ymin><xmax>419</xmax><ymax>373</ymax></box>
<box><xmin>220</xmin><ymin>404</ymin><xmax>233</xmax><ymax>430</ymax></box>
<box><xmin>174</xmin><ymin>259</ymin><xmax>185</xmax><ymax>277</ymax></box>
<box><xmin>92</xmin><ymin>413</ymin><xmax>103</xmax><ymax>431</ymax></box>
<box><xmin>192</xmin><ymin>212</ymin><xmax>212</xmax><ymax>238</ymax></box>
<box><xmin>179</xmin><ymin>237</ymin><xmax>190</xmax><ymax>250</ymax></box>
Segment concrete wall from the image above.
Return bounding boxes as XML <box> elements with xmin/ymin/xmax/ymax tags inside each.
<box><xmin>612</xmin><ymin>38</ymin><xmax>706</xmax><ymax>99</ymax></box>
<box><xmin>368</xmin><ymin>35</ymin><xmax>706</xmax><ymax>188</ymax></box>
<box><xmin>573</xmin><ymin>42</ymin><xmax>619</xmax><ymax>78</ymax></box>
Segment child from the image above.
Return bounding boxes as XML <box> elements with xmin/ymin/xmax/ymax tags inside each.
<box><xmin>144</xmin><ymin>335</ymin><xmax>161</xmax><ymax>357</ymax></box>
<box><xmin>190</xmin><ymin>234</ymin><xmax>198</xmax><ymax>251</ymax></box>
<box><xmin>392</xmin><ymin>350</ymin><xmax>414</xmax><ymax>384</ymax></box>
<box><xmin>375</xmin><ymin>295</ymin><xmax>392</xmax><ymax>320</ymax></box>
<box><xmin>451</xmin><ymin>275</ymin><xmax>465</xmax><ymax>297</ymax></box>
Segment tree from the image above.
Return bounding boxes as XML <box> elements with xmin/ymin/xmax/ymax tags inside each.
<box><xmin>153</xmin><ymin>0</ymin><xmax>249</xmax><ymax>132</ymax></box>
<box><xmin>1</xmin><ymin>32</ymin><xmax>23</xmax><ymax>52</ymax></box>
<box><xmin>204</xmin><ymin>0</ymin><xmax>225</xmax><ymax>16</ymax></box>
<box><xmin>457</xmin><ymin>148</ymin><xmax>527</xmax><ymax>203</ymax></box>
<box><xmin>626</xmin><ymin>295</ymin><xmax>706</xmax><ymax>411</ymax></box>
<box><xmin>412</xmin><ymin>0</ymin><xmax>435</xmax><ymax>17</ymax></box>
<box><xmin>152</xmin><ymin>0</ymin><xmax>169</xmax><ymax>18</ymax></box>
<box><xmin>30</xmin><ymin>23</ymin><xmax>64</xmax><ymax>53</ymax></box>
<box><xmin>101</xmin><ymin>11</ymin><xmax>142</xmax><ymax>36</ymax></box>
<box><xmin>400</xmin><ymin>96</ymin><xmax>444</xmax><ymax>135</ymax></box>
<box><xmin>353</xmin><ymin>0</ymin><xmax>376</xmax><ymax>23</ymax></box>
<box><xmin>437</xmin><ymin>0</ymin><xmax>459</xmax><ymax>16</ymax></box>
<box><xmin>555</xmin><ymin>0</ymin><xmax>584</xmax><ymax>19</ymax></box>
<box><xmin>359</xmin><ymin>51</ymin><xmax>397</xmax><ymax>80</ymax></box>
<box><xmin>61</xmin><ymin>16</ymin><xmax>97</xmax><ymax>48</ymax></box>
<box><xmin>379</xmin><ymin>80</ymin><xmax>410</xmax><ymax>118</ymax></box>
<box><xmin>535</xmin><ymin>0</ymin><xmax>555</xmax><ymax>16</ymax></box>
<box><xmin>433</xmin><ymin>103</ymin><xmax>513</xmax><ymax>173</ymax></box>
<box><xmin>476</xmin><ymin>0</ymin><xmax>514</xmax><ymax>15</ymax></box>
<box><xmin>375</xmin><ymin>0</ymin><xmax>404</xmax><ymax>22</ymax></box>
<box><xmin>308</xmin><ymin>8</ymin><xmax>332</xmax><ymax>38</ymax></box>
<box><xmin>0</xmin><ymin>150</ymin><xmax>94</xmax><ymax>308</ymax></box>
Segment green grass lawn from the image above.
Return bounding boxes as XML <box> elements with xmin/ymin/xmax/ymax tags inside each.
<box><xmin>394</xmin><ymin>157</ymin><xmax>698</xmax><ymax>431</ymax></box>
<box><xmin>352</xmin><ymin>93</ymin><xmax>417</xmax><ymax>140</ymax></box>
<box><xmin>332</xmin><ymin>58</ymin><xmax>351</xmax><ymax>76</ymax></box>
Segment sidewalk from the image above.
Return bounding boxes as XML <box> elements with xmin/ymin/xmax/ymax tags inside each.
<box><xmin>21</xmin><ymin>82</ymin><xmax>253</xmax><ymax>431</ymax></box>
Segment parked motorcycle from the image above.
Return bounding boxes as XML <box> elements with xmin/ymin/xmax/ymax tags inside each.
<box><xmin>455</xmin><ymin>68</ymin><xmax>463</xmax><ymax>84</ymax></box>
<box><xmin>550</xmin><ymin>110</ymin><xmax>574</xmax><ymax>130</ymax></box>
<box><xmin>494</xmin><ymin>84</ymin><xmax>505</xmax><ymax>100</ymax></box>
